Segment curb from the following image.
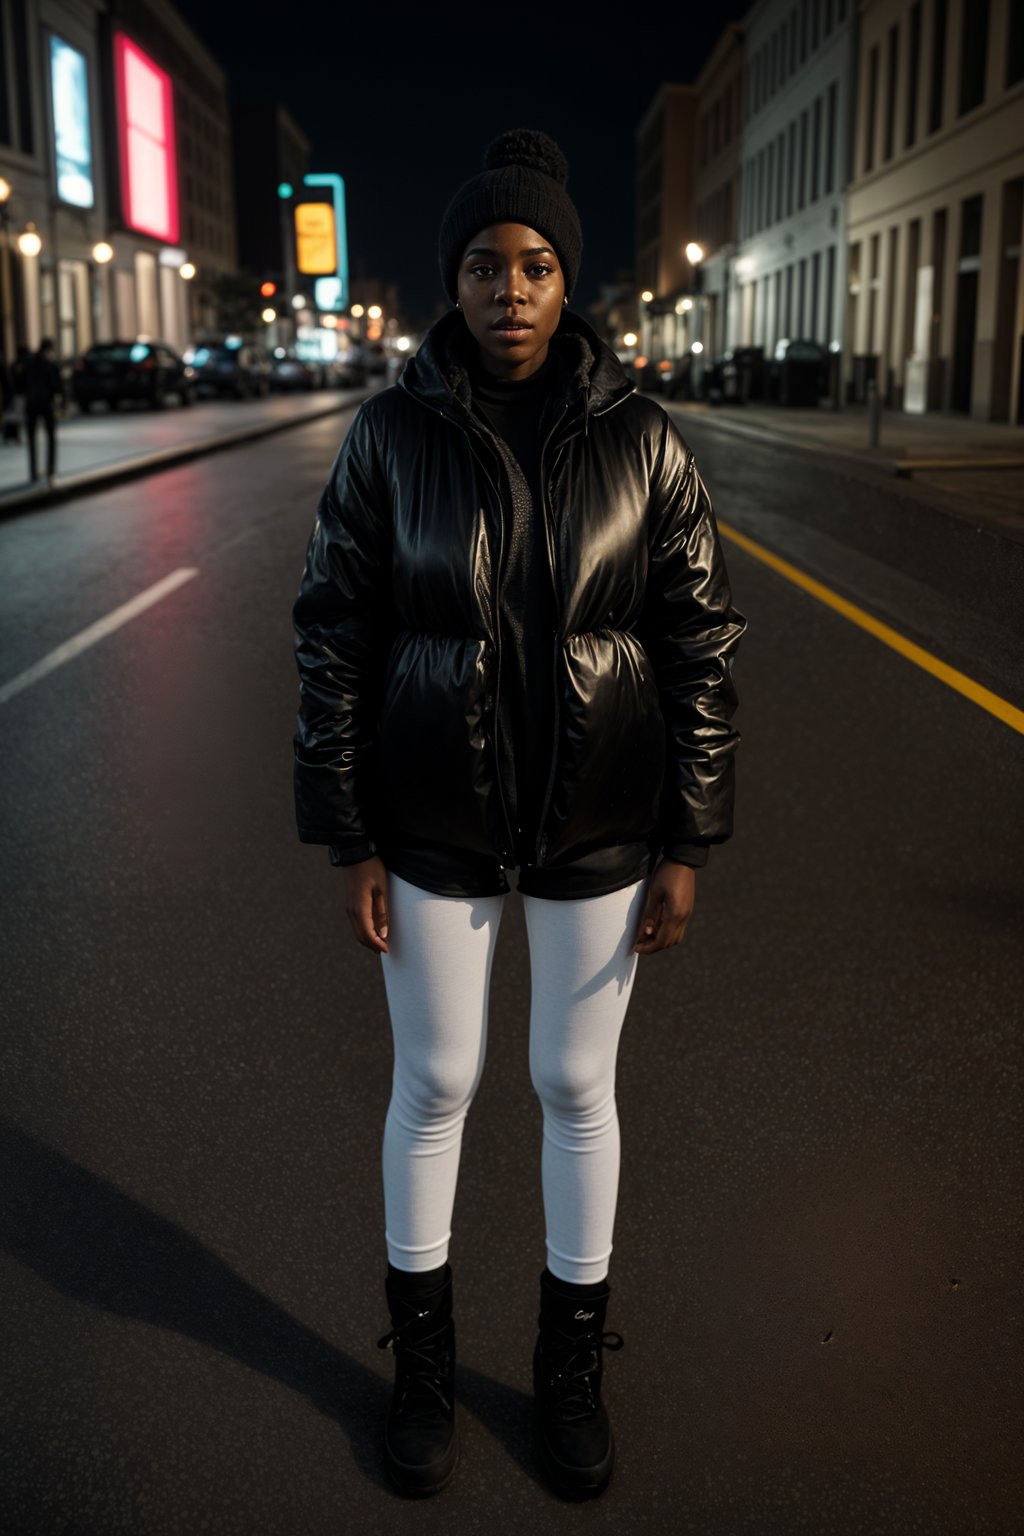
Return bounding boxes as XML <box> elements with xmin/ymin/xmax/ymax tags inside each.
<box><xmin>658</xmin><ymin>394</ymin><xmax>1024</xmax><ymax>640</ymax></box>
<box><xmin>0</xmin><ymin>388</ymin><xmax>377</xmax><ymax>519</ymax></box>
<box><xmin>661</xmin><ymin>397</ymin><xmax>1024</xmax><ymax>485</ymax></box>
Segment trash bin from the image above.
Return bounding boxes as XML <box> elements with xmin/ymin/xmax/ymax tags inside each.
<box><xmin>778</xmin><ymin>341</ymin><xmax>826</xmax><ymax>406</ymax></box>
<box><xmin>849</xmin><ymin>353</ymin><xmax>878</xmax><ymax>404</ymax></box>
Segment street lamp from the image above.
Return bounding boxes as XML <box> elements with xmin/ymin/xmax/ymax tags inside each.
<box><xmin>261</xmin><ymin>307</ymin><xmax>277</xmax><ymax>323</ymax></box>
<box><xmin>17</xmin><ymin>223</ymin><xmax>42</xmax><ymax>257</ymax></box>
<box><xmin>179</xmin><ymin>261</ymin><xmax>195</xmax><ymax>280</ymax></box>
<box><xmin>92</xmin><ymin>241</ymin><xmax>114</xmax><ymax>263</ymax></box>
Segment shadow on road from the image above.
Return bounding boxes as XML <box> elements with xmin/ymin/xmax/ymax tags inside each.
<box><xmin>0</xmin><ymin>1118</ymin><xmax>554</xmax><ymax>1499</ymax></box>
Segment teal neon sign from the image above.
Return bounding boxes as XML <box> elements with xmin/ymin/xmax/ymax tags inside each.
<box><xmin>303</xmin><ymin>172</ymin><xmax>348</xmax><ymax>312</ymax></box>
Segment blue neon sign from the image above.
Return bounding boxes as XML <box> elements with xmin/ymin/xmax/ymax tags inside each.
<box><xmin>50</xmin><ymin>36</ymin><xmax>94</xmax><ymax>209</ymax></box>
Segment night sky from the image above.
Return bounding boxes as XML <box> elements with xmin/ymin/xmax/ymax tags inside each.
<box><xmin>173</xmin><ymin>0</ymin><xmax>750</xmax><ymax>331</ymax></box>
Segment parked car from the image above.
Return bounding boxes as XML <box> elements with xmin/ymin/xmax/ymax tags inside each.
<box><xmin>327</xmin><ymin>352</ymin><xmax>367</xmax><ymax>388</ymax></box>
<box><xmin>355</xmin><ymin>342</ymin><xmax>388</xmax><ymax>376</ymax></box>
<box><xmin>660</xmin><ymin>354</ymin><xmax>699</xmax><ymax>401</ymax></box>
<box><xmin>701</xmin><ymin>345</ymin><xmax>766</xmax><ymax>404</ymax></box>
<box><xmin>73</xmin><ymin>340</ymin><xmax>195</xmax><ymax>411</ymax></box>
<box><xmin>184</xmin><ymin>340</ymin><xmax>271</xmax><ymax>399</ymax></box>
<box><xmin>766</xmin><ymin>338</ymin><xmax>829</xmax><ymax>405</ymax></box>
<box><xmin>269</xmin><ymin>349</ymin><xmax>330</xmax><ymax>391</ymax></box>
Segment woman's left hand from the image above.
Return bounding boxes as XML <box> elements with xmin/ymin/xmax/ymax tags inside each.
<box><xmin>630</xmin><ymin>860</ymin><xmax>696</xmax><ymax>955</ymax></box>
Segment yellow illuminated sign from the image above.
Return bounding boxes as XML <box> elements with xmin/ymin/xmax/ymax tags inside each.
<box><xmin>294</xmin><ymin>202</ymin><xmax>336</xmax><ymax>275</ymax></box>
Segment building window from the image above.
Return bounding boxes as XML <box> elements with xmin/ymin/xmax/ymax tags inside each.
<box><xmin>787</xmin><ymin>120</ymin><xmax>796</xmax><ymax>214</ymax></box>
<box><xmin>929</xmin><ymin>0</ymin><xmax>948</xmax><ymax>134</ymax></box>
<box><xmin>812</xmin><ymin>0</ymin><xmax>820</xmax><ymax>52</ymax></box>
<box><xmin>799</xmin><ymin>108</ymin><xmax>808</xmax><ymax>207</ymax></box>
<box><xmin>811</xmin><ymin>95</ymin><xmax>822</xmax><ymax>200</ymax></box>
<box><xmin>825</xmin><ymin>81</ymin><xmax>837</xmax><ymax>194</ymax></box>
<box><xmin>767</xmin><ymin>140</ymin><xmax>775</xmax><ymax>226</ymax></box>
<box><xmin>884</xmin><ymin>24</ymin><xmax>899</xmax><ymax>160</ymax></box>
<box><xmin>825</xmin><ymin>0</ymin><xmax>834</xmax><ymax>35</ymax></box>
<box><xmin>777</xmin><ymin>130</ymin><xmax>786</xmax><ymax>219</ymax></box>
<box><xmin>865</xmin><ymin>44</ymin><xmax>879</xmax><ymax>172</ymax></box>
<box><xmin>906</xmin><ymin>3</ymin><xmax>921</xmax><ymax>148</ymax></box>
<box><xmin>1009</xmin><ymin>0</ymin><xmax>1024</xmax><ymax>86</ymax></box>
<box><xmin>825</xmin><ymin>243</ymin><xmax>836</xmax><ymax>342</ymax></box>
<box><xmin>958</xmin><ymin>0</ymin><xmax>989</xmax><ymax>115</ymax></box>
<box><xmin>11</xmin><ymin>0</ymin><xmax>34</xmax><ymax>155</ymax></box>
<box><xmin>801</xmin><ymin>0</ymin><xmax>809</xmax><ymax>64</ymax></box>
<box><xmin>790</xmin><ymin>8</ymin><xmax>798</xmax><ymax>72</ymax></box>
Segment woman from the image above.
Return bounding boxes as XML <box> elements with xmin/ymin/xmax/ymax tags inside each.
<box><xmin>292</xmin><ymin>128</ymin><xmax>746</xmax><ymax>1501</ymax></box>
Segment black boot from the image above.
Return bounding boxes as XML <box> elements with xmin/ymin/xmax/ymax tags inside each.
<box><xmin>376</xmin><ymin>1262</ymin><xmax>458</xmax><ymax>1496</ymax></box>
<box><xmin>532</xmin><ymin>1267</ymin><xmax>625</xmax><ymax>1499</ymax></box>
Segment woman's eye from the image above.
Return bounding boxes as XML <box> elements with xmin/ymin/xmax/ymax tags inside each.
<box><xmin>469</xmin><ymin>264</ymin><xmax>553</xmax><ymax>278</ymax></box>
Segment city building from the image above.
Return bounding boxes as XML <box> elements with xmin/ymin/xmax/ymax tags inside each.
<box><xmin>634</xmin><ymin>83</ymin><xmax>701</xmax><ymax>369</ymax></box>
<box><xmin>731</xmin><ymin>0</ymin><xmax>857</xmax><ymax>387</ymax></box>
<box><xmin>692</xmin><ymin>23</ymin><xmax>746</xmax><ymax>360</ymax></box>
<box><xmin>846</xmin><ymin>0</ymin><xmax>1024</xmax><ymax>419</ymax></box>
<box><xmin>0</xmin><ymin>0</ymin><xmax>237</xmax><ymax>362</ymax></box>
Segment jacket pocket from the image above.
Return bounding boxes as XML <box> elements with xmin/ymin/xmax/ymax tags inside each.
<box><xmin>376</xmin><ymin>630</ymin><xmax>501</xmax><ymax>856</ymax></box>
<box><xmin>542</xmin><ymin>628</ymin><xmax>666</xmax><ymax>864</ymax></box>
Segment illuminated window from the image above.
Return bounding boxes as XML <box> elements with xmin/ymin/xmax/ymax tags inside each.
<box><xmin>113</xmin><ymin>32</ymin><xmax>179</xmax><ymax>243</ymax></box>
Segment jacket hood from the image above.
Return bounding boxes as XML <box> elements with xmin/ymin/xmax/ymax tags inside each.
<box><xmin>398</xmin><ymin>305</ymin><xmax>637</xmax><ymax>438</ymax></box>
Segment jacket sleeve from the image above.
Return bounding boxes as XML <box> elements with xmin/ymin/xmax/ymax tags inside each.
<box><xmin>638</xmin><ymin>413</ymin><xmax>746</xmax><ymax>857</ymax></box>
<box><xmin>292</xmin><ymin>401</ymin><xmax>393</xmax><ymax>859</ymax></box>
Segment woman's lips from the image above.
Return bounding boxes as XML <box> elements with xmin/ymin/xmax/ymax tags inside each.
<box><xmin>492</xmin><ymin>326</ymin><xmax>531</xmax><ymax>342</ymax></box>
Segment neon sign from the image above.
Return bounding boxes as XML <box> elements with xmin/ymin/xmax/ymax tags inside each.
<box><xmin>113</xmin><ymin>32</ymin><xmax>179</xmax><ymax>243</ymax></box>
<box><xmin>50</xmin><ymin>37</ymin><xmax>94</xmax><ymax>208</ymax></box>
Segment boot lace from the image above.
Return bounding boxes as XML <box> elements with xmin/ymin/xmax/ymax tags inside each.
<box><xmin>540</xmin><ymin>1327</ymin><xmax>624</xmax><ymax>1423</ymax></box>
<box><xmin>377</xmin><ymin>1309</ymin><xmax>453</xmax><ymax>1422</ymax></box>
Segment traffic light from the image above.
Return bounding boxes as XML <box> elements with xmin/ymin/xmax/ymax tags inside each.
<box><xmin>260</xmin><ymin>280</ymin><xmax>277</xmax><ymax>298</ymax></box>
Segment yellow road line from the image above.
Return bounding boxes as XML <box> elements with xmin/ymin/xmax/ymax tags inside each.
<box><xmin>716</xmin><ymin>517</ymin><xmax>1024</xmax><ymax>736</ymax></box>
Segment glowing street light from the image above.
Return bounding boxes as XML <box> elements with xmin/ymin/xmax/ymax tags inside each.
<box><xmin>685</xmin><ymin>242</ymin><xmax>704</xmax><ymax>264</ymax></box>
<box><xmin>351</xmin><ymin>303</ymin><xmax>365</xmax><ymax>318</ymax></box>
<box><xmin>92</xmin><ymin>241</ymin><xmax>114</xmax><ymax>263</ymax></box>
<box><xmin>17</xmin><ymin>223</ymin><xmax>42</xmax><ymax>256</ymax></box>
<box><xmin>179</xmin><ymin>261</ymin><xmax>196</xmax><ymax>280</ymax></box>
<box><xmin>261</xmin><ymin>307</ymin><xmax>277</xmax><ymax>323</ymax></box>
<box><xmin>367</xmin><ymin>304</ymin><xmax>382</xmax><ymax>319</ymax></box>
<box><xmin>623</xmin><ymin>332</ymin><xmax>638</xmax><ymax>347</ymax></box>
<box><xmin>640</xmin><ymin>290</ymin><xmax>654</xmax><ymax>303</ymax></box>
<box><xmin>291</xmin><ymin>294</ymin><xmax>307</xmax><ymax>309</ymax></box>
<box><xmin>0</xmin><ymin>177</ymin><xmax>11</xmax><ymax>203</ymax></box>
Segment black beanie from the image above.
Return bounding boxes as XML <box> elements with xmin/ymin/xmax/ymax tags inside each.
<box><xmin>437</xmin><ymin>128</ymin><xmax>582</xmax><ymax>306</ymax></box>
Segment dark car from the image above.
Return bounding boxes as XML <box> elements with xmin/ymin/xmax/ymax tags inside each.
<box><xmin>766</xmin><ymin>338</ymin><xmax>829</xmax><ymax>405</ymax></box>
<box><xmin>269</xmin><ymin>349</ymin><xmax>327</xmax><ymax>391</ymax></box>
<box><xmin>184</xmin><ymin>340</ymin><xmax>271</xmax><ymax>399</ymax></box>
<box><xmin>73</xmin><ymin>341</ymin><xmax>195</xmax><ymax>411</ymax></box>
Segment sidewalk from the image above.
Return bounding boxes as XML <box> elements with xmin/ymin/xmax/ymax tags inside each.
<box><xmin>664</xmin><ymin>395</ymin><xmax>1024</xmax><ymax>544</ymax></box>
<box><xmin>0</xmin><ymin>387</ymin><xmax>377</xmax><ymax>516</ymax></box>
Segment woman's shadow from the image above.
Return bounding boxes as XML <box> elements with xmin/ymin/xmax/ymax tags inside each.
<box><xmin>0</xmin><ymin>1119</ymin><xmax>547</xmax><ymax>1496</ymax></box>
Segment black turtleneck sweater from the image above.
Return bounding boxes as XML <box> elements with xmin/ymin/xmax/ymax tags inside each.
<box><xmin>465</xmin><ymin>345</ymin><xmax>560</xmax><ymax>866</ymax></box>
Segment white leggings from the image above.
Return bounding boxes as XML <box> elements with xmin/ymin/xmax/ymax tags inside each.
<box><xmin>379</xmin><ymin>871</ymin><xmax>649</xmax><ymax>1284</ymax></box>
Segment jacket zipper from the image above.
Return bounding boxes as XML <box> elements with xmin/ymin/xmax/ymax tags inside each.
<box><xmin>416</xmin><ymin>382</ymin><xmax>635</xmax><ymax>869</ymax></box>
<box><xmin>531</xmin><ymin>401</ymin><xmax>570</xmax><ymax>866</ymax></box>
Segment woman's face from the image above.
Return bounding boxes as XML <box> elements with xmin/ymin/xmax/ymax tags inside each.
<box><xmin>456</xmin><ymin>222</ymin><xmax>565</xmax><ymax>380</ymax></box>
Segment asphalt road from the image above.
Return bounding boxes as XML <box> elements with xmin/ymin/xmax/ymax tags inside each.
<box><xmin>1</xmin><ymin>404</ymin><xmax>1021</xmax><ymax>1535</ymax></box>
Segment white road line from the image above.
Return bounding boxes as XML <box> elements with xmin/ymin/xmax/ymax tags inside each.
<box><xmin>0</xmin><ymin>566</ymin><xmax>200</xmax><ymax>706</ymax></box>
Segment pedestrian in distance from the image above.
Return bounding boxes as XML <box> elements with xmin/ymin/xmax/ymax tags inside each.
<box><xmin>3</xmin><ymin>342</ymin><xmax>30</xmax><ymax>445</ymax></box>
<box><xmin>292</xmin><ymin>127</ymin><xmax>747</xmax><ymax>1501</ymax></box>
<box><xmin>24</xmin><ymin>336</ymin><xmax>65</xmax><ymax>485</ymax></box>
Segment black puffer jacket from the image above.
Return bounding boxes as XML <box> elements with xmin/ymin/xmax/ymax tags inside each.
<box><xmin>292</xmin><ymin>306</ymin><xmax>746</xmax><ymax>893</ymax></box>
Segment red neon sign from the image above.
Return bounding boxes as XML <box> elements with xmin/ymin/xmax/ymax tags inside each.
<box><xmin>113</xmin><ymin>32</ymin><xmax>179</xmax><ymax>243</ymax></box>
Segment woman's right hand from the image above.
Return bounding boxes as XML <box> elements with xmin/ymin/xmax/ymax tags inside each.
<box><xmin>342</xmin><ymin>856</ymin><xmax>390</xmax><ymax>953</ymax></box>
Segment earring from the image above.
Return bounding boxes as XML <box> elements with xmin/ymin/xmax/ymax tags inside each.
<box><xmin>563</xmin><ymin>296</ymin><xmax>568</xmax><ymax>305</ymax></box>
